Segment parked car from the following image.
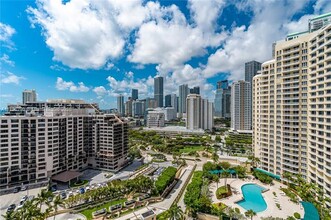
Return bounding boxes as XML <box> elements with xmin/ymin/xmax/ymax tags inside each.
<box><xmin>68</xmin><ymin>192</ymin><xmax>74</xmax><ymax>197</ymax></box>
<box><xmin>50</xmin><ymin>186</ymin><xmax>57</xmax><ymax>192</ymax></box>
<box><xmin>48</xmin><ymin>197</ymin><xmax>53</xmax><ymax>202</ymax></box>
<box><xmin>21</xmin><ymin>185</ymin><xmax>28</xmax><ymax>191</ymax></box>
<box><xmin>85</xmin><ymin>186</ymin><xmax>90</xmax><ymax>191</ymax></box>
<box><xmin>17</xmin><ymin>201</ymin><xmax>24</xmax><ymax>210</ymax></box>
<box><xmin>6</xmin><ymin>204</ymin><xmax>16</xmax><ymax>212</ymax></box>
<box><xmin>21</xmin><ymin>195</ymin><xmax>28</xmax><ymax>202</ymax></box>
<box><xmin>61</xmin><ymin>192</ymin><xmax>66</xmax><ymax>199</ymax></box>
<box><xmin>13</xmin><ymin>187</ymin><xmax>21</xmax><ymax>193</ymax></box>
<box><xmin>79</xmin><ymin>188</ymin><xmax>85</xmax><ymax>194</ymax></box>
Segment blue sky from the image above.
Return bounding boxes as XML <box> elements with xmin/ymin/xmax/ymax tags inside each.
<box><xmin>0</xmin><ymin>0</ymin><xmax>330</xmax><ymax>109</ymax></box>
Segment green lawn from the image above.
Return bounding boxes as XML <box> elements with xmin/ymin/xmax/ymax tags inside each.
<box><xmin>80</xmin><ymin>198</ymin><xmax>127</xmax><ymax>220</ymax></box>
<box><xmin>179</xmin><ymin>146</ymin><xmax>204</xmax><ymax>153</ymax></box>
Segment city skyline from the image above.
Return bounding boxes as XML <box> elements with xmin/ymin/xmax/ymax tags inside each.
<box><xmin>1</xmin><ymin>0</ymin><xmax>329</xmax><ymax>109</ymax></box>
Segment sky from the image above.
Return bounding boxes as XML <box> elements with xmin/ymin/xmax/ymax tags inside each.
<box><xmin>1</xmin><ymin>0</ymin><xmax>331</xmax><ymax>109</ymax></box>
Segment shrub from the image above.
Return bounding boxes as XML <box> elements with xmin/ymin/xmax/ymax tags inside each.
<box><xmin>293</xmin><ymin>212</ymin><xmax>301</xmax><ymax>219</ymax></box>
<box><xmin>276</xmin><ymin>203</ymin><xmax>281</xmax><ymax>210</ymax></box>
<box><xmin>253</xmin><ymin>170</ymin><xmax>273</xmax><ymax>184</ymax></box>
<box><xmin>235</xmin><ymin>207</ymin><xmax>240</xmax><ymax>214</ymax></box>
<box><xmin>216</xmin><ymin>185</ymin><xmax>232</xmax><ymax>199</ymax></box>
<box><xmin>155</xmin><ymin>167</ymin><xmax>177</xmax><ymax>194</ymax></box>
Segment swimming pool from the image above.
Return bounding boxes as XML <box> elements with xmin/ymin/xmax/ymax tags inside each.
<box><xmin>236</xmin><ymin>183</ymin><xmax>267</xmax><ymax>212</ymax></box>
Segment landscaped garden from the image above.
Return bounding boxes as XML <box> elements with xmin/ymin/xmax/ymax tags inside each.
<box><xmin>70</xmin><ymin>179</ymin><xmax>89</xmax><ymax>188</ymax></box>
<box><xmin>80</xmin><ymin>198</ymin><xmax>127</xmax><ymax>220</ymax></box>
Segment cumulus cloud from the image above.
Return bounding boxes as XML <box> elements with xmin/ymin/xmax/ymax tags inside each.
<box><xmin>93</xmin><ymin>86</ymin><xmax>107</xmax><ymax>96</ymax></box>
<box><xmin>55</xmin><ymin>77</ymin><xmax>89</xmax><ymax>92</ymax></box>
<box><xmin>27</xmin><ymin>0</ymin><xmax>126</xmax><ymax>69</ymax></box>
<box><xmin>203</xmin><ymin>0</ymin><xmax>313</xmax><ymax>80</ymax></box>
<box><xmin>0</xmin><ymin>72</ymin><xmax>24</xmax><ymax>85</ymax></box>
<box><xmin>129</xmin><ymin>2</ymin><xmax>227</xmax><ymax>72</ymax></box>
<box><xmin>106</xmin><ymin>72</ymin><xmax>154</xmax><ymax>97</ymax></box>
<box><xmin>0</xmin><ymin>22</ymin><xmax>16</xmax><ymax>49</ymax></box>
<box><xmin>0</xmin><ymin>54</ymin><xmax>15</xmax><ymax>66</ymax></box>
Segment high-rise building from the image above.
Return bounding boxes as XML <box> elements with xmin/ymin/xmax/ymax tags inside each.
<box><xmin>214</xmin><ymin>80</ymin><xmax>231</xmax><ymax>118</ymax></box>
<box><xmin>154</xmin><ymin>76</ymin><xmax>164</xmax><ymax>107</ymax></box>
<box><xmin>171</xmin><ymin>94</ymin><xmax>178</xmax><ymax>113</ymax></box>
<box><xmin>0</xmin><ymin>99</ymin><xmax>128</xmax><ymax>191</ymax></box>
<box><xmin>125</xmin><ymin>98</ymin><xmax>133</xmax><ymax>117</ymax></box>
<box><xmin>231</xmin><ymin>81</ymin><xmax>251</xmax><ymax>131</ymax></box>
<box><xmin>245</xmin><ymin>61</ymin><xmax>262</xmax><ymax>85</ymax></box>
<box><xmin>22</xmin><ymin>89</ymin><xmax>37</xmax><ymax>104</ymax></box>
<box><xmin>165</xmin><ymin>94</ymin><xmax>172</xmax><ymax>107</ymax></box>
<box><xmin>132</xmin><ymin>100</ymin><xmax>145</xmax><ymax>118</ymax></box>
<box><xmin>253</xmin><ymin>15</ymin><xmax>331</xmax><ymax>198</ymax></box>
<box><xmin>179</xmin><ymin>84</ymin><xmax>189</xmax><ymax>114</ymax></box>
<box><xmin>132</xmin><ymin>89</ymin><xmax>138</xmax><ymax>100</ymax></box>
<box><xmin>117</xmin><ymin>94</ymin><xmax>125</xmax><ymax>116</ymax></box>
<box><xmin>186</xmin><ymin>94</ymin><xmax>214</xmax><ymax>130</ymax></box>
<box><xmin>189</xmin><ymin>86</ymin><xmax>200</xmax><ymax>94</ymax></box>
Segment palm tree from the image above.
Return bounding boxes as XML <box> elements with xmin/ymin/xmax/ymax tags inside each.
<box><xmin>52</xmin><ymin>195</ymin><xmax>64</xmax><ymax>220</ymax></box>
<box><xmin>245</xmin><ymin>209</ymin><xmax>257</xmax><ymax>220</ymax></box>
<box><xmin>35</xmin><ymin>189</ymin><xmax>53</xmax><ymax>209</ymax></box>
<box><xmin>167</xmin><ymin>204</ymin><xmax>184</xmax><ymax>220</ymax></box>
<box><xmin>213</xmin><ymin>174</ymin><xmax>220</xmax><ymax>189</ymax></box>
<box><xmin>2</xmin><ymin>210</ymin><xmax>19</xmax><ymax>220</ymax></box>
<box><xmin>212</xmin><ymin>151</ymin><xmax>219</xmax><ymax>163</ymax></box>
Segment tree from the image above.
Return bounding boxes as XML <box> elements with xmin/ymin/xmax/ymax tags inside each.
<box><xmin>52</xmin><ymin>195</ymin><xmax>64</xmax><ymax>220</ymax></box>
<box><xmin>212</xmin><ymin>174</ymin><xmax>220</xmax><ymax>189</ymax></box>
<box><xmin>248</xmin><ymin>156</ymin><xmax>260</xmax><ymax>168</ymax></box>
<box><xmin>212</xmin><ymin>152</ymin><xmax>219</xmax><ymax>163</ymax></box>
<box><xmin>245</xmin><ymin>209</ymin><xmax>257</xmax><ymax>220</ymax></box>
<box><xmin>35</xmin><ymin>189</ymin><xmax>53</xmax><ymax>209</ymax></box>
<box><xmin>167</xmin><ymin>204</ymin><xmax>184</xmax><ymax>220</ymax></box>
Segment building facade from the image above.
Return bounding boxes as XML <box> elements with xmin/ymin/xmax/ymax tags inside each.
<box><xmin>179</xmin><ymin>84</ymin><xmax>189</xmax><ymax>114</ymax></box>
<box><xmin>22</xmin><ymin>89</ymin><xmax>37</xmax><ymax>104</ymax></box>
<box><xmin>0</xmin><ymin>100</ymin><xmax>128</xmax><ymax>191</ymax></box>
<box><xmin>253</xmin><ymin>18</ymin><xmax>331</xmax><ymax>198</ymax></box>
<box><xmin>189</xmin><ymin>86</ymin><xmax>200</xmax><ymax>95</ymax></box>
<box><xmin>214</xmin><ymin>80</ymin><xmax>231</xmax><ymax>118</ymax></box>
<box><xmin>186</xmin><ymin>94</ymin><xmax>214</xmax><ymax>130</ymax></box>
<box><xmin>231</xmin><ymin>81</ymin><xmax>252</xmax><ymax>131</ymax></box>
<box><xmin>165</xmin><ymin>94</ymin><xmax>172</xmax><ymax>107</ymax></box>
<box><xmin>117</xmin><ymin>94</ymin><xmax>125</xmax><ymax>116</ymax></box>
<box><xmin>146</xmin><ymin>112</ymin><xmax>165</xmax><ymax>128</ymax></box>
<box><xmin>154</xmin><ymin>76</ymin><xmax>164</xmax><ymax>108</ymax></box>
<box><xmin>132</xmin><ymin>89</ymin><xmax>138</xmax><ymax>100</ymax></box>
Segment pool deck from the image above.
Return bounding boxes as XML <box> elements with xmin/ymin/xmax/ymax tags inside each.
<box><xmin>210</xmin><ymin>178</ymin><xmax>304</xmax><ymax>219</ymax></box>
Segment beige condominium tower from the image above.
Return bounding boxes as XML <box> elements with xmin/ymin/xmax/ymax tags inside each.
<box><xmin>253</xmin><ymin>12</ymin><xmax>331</xmax><ymax>198</ymax></box>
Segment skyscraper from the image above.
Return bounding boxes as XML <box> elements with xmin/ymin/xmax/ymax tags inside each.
<box><xmin>245</xmin><ymin>61</ymin><xmax>262</xmax><ymax>84</ymax></box>
<box><xmin>189</xmin><ymin>86</ymin><xmax>200</xmax><ymax>94</ymax></box>
<box><xmin>132</xmin><ymin>89</ymin><xmax>138</xmax><ymax>100</ymax></box>
<box><xmin>22</xmin><ymin>89</ymin><xmax>37</xmax><ymax>104</ymax></box>
<box><xmin>165</xmin><ymin>94</ymin><xmax>172</xmax><ymax>107</ymax></box>
<box><xmin>154</xmin><ymin>76</ymin><xmax>164</xmax><ymax>107</ymax></box>
<box><xmin>214</xmin><ymin>80</ymin><xmax>231</xmax><ymax>118</ymax></box>
<box><xmin>186</xmin><ymin>94</ymin><xmax>214</xmax><ymax>130</ymax></box>
<box><xmin>253</xmin><ymin>16</ymin><xmax>331</xmax><ymax>198</ymax></box>
<box><xmin>132</xmin><ymin>100</ymin><xmax>145</xmax><ymax>118</ymax></box>
<box><xmin>171</xmin><ymin>94</ymin><xmax>178</xmax><ymax>113</ymax></box>
<box><xmin>117</xmin><ymin>94</ymin><xmax>125</xmax><ymax>116</ymax></box>
<box><xmin>179</xmin><ymin>84</ymin><xmax>189</xmax><ymax>114</ymax></box>
<box><xmin>231</xmin><ymin>81</ymin><xmax>251</xmax><ymax>131</ymax></box>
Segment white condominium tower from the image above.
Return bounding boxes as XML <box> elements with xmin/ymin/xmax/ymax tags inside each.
<box><xmin>0</xmin><ymin>99</ymin><xmax>128</xmax><ymax>192</ymax></box>
<box><xmin>22</xmin><ymin>89</ymin><xmax>37</xmax><ymax>104</ymax></box>
<box><xmin>231</xmin><ymin>80</ymin><xmax>252</xmax><ymax>131</ymax></box>
<box><xmin>253</xmin><ymin>14</ymin><xmax>331</xmax><ymax>198</ymax></box>
<box><xmin>186</xmin><ymin>94</ymin><xmax>214</xmax><ymax>130</ymax></box>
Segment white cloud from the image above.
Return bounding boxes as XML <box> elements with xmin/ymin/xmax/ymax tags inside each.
<box><xmin>203</xmin><ymin>0</ymin><xmax>313</xmax><ymax>80</ymax></box>
<box><xmin>129</xmin><ymin>2</ymin><xmax>227</xmax><ymax>72</ymax></box>
<box><xmin>27</xmin><ymin>0</ymin><xmax>126</xmax><ymax>69</ymax></box>
<box><xmin>0</xmin><ymin>94</ymin><xmax>13</xmax><ymax>98</ymax></box>
<box><xmin>0</xmin><ymin>72</ymin><xmax>24</xmax><ymax>85</ymax></box>
<box><xmin>0</xmin><ymin>54</ymin><xmax>15</xmax><ymax>66</ymax></box>
<box><xmin>106</xmin><ymin>72</ymin><xmax>154</xmax><ymax>98</ymax></box>
<box><xmin>0</xmin><ymin>22</ymin><xmax>15</xmax><ymax>48</ymax></box>
<box><xmin>93</xmin><ymin>86</ymin><xmax>107</xmax><ymax>96</ymax></box>
<box><xmin>55</xmin><ymin>77</ymin><xmax>89</xmax><ymax>92</ymax></box>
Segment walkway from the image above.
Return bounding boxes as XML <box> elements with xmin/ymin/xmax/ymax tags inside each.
<box><xmin>115</xmin><ymin>165</ymin><xmax>193</xmax><ymax>220</ymax></box>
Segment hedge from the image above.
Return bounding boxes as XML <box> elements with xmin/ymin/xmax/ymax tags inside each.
<box><xmin>155</xmin><ymin>167</ymin><xmax>177</xmax><ymax>194</ymax></box>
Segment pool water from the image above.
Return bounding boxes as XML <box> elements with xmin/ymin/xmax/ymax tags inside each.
<box><xmin>236</xmin><ymin>183</ymin><xmax>267</xmax><ymax>212</ymax></box>
<box><xmin>301</xmin><ymin>201</ymin><xmax>319</xmax><ymax>220</ymax></box>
